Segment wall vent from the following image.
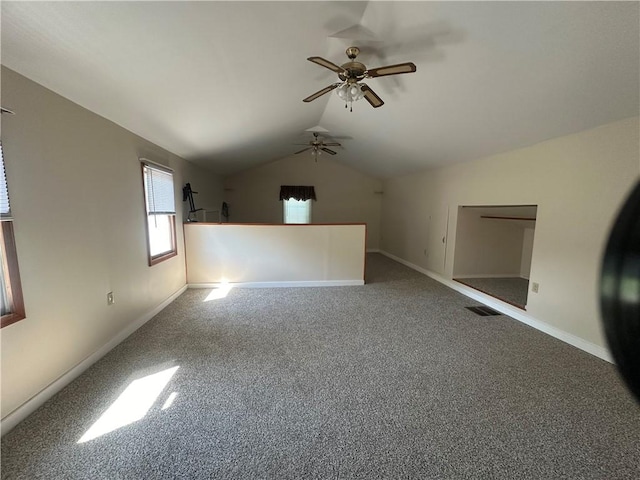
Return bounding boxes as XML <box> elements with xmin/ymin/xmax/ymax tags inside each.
<box><xmin>465</xmin><ymin>306</ymin><xmax>502</xmax><ymax>316</ymax></box>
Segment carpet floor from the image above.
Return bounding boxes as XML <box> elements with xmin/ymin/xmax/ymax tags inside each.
<box><xmin>454</xmin><ymin>277</ymin><xmax>530</xmax><ymax>308</ymax></box>
<box><xmin>1</xmin><ymin>254</ymin><xmax>639</xmax><ymax>479</ymax></box>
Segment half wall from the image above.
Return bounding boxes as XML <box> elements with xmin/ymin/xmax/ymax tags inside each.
<box><xmin>184</xmin><ymin>223</ymin><xmax>366</xmax><ymax>286</ymax></box>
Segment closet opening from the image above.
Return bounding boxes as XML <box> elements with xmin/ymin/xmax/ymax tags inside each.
<box><xmin>453</xmin><ymin>205</ymin><xmax>537</xmax><ymax>309</ymax></box>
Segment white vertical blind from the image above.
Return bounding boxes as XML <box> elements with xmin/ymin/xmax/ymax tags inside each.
<box><xmin>0</xmin><ymin>143</ymin><xmax>11</xmax><ymax>218</ymax></box>
<box><xmin>143</xmin><ymin>164</ymin><xmax>175</xmax><ymax>215</ymax></box>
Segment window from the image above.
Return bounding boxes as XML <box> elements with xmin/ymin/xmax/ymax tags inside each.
<box><xmin>279</xmin><ymin>185</ymin><xmax>316</xmax><ymax>224</ymax></box>
<box><xmin>283</xmin><ymin>199</ymin><xmax>311</xmax><ymax>224</ymax></box>
<box><xmin>142</xmin><ymin>162</ymin><xmax>177</xmax><ymax>265</ymax></box>
<box><xmin>1</xmin><ymin>141</ymin><xmax>26</xmax><ymax>327</ymax></box>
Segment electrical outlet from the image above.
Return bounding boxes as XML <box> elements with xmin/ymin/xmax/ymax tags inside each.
<box><xmin>531</xmin><ymin>282</ymin><xmax>539</xmax><ymax>293</ymax></box>
<box><xmin>107</xmin><ymin>292</ymin><xmax>115</xmax><ymax>305</ymax></box>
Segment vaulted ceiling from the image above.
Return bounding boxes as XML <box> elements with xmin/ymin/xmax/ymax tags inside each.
<box><xmin>2</xmin><ymin>1</ymin><xmax>638</xmax><ymax>178</ymax></box>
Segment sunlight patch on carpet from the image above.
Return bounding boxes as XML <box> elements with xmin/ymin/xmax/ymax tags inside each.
<box><xmin>78</xmin><ymin>366</ymin><xmax>179</xmax><ymax>443</ymax></box>
<box><xmin>161</xmin><ymin>392</ymin><xmax>178</xmax><ymax>410</ymax></box>
<box><xmin>204</xmin><ymin>282</ymin><xmax>233</xmax><ymax>301</ymax></box>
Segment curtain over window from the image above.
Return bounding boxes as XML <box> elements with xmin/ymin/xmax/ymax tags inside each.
<box><xmin>279</xmin><ymin>185</ymin><xmax>317</xmax><ymax>202</ymax></box>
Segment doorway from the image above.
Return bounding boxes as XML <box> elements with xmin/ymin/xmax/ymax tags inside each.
<box><xmin>453</xmin><ymin>205</ymin><xmax>536</xmax><ymax>309</ymax></box>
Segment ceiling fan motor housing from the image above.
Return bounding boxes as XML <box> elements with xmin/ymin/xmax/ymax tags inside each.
<box><xmin>339</xmin><ymin>61</ymin><xmax>367</xmax><ymax>82</ymax></box>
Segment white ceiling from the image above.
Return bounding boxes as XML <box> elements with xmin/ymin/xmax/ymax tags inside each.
<box><xmin>2</xmin><ymin>1</ymin><xmax>638</xmax><ymax>179</ymax></box>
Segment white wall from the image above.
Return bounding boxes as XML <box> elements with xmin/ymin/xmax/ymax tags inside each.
<box><xmin>381</xmin><ymin>117</ymin><xmax>639</xmax><ymax>349</ymax></box>
<box><xmin>0</xmin><ymin>68</ymin><xmax>223</xmax><ymax>420</ymax></box>
<box><xmin>223</xmin><ymin>154</ymin><xmax>382</xmax><ymax>249</ymax></box>
<box><xmin>453</xmin><ymin>209</ymin><xmax>525</xmax><ymax>278</ymax></box>
<box><xmin>184</xmin><ymin>224</ymin><xmax>366</xmax><ymax>285</ymax></box>
<box><xmin>520</xmin><ymin>227</ymin><xmax>535</xmax><ymax>279</ymax></box>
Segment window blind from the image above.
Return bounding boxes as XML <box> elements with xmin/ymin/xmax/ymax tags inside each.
<box><xmin>143</xmin><ymin>164</ymin><xmax>176</xmax><ymax>215</ymax></box>
<box><xmin>0</xmin><ymin>143</ymin><xmax>11</xmax><ymax>219</ymax></box>
<box><xmin>284</xmin><ymin>199</ymin><xmax>311</xmax><ymax>224</ymax></box>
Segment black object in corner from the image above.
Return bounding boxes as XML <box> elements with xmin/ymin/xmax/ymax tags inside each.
<box><xmin>600</xmin><ymin>180</ymin><xmax>640</xmax><ymax>402</ymax></box>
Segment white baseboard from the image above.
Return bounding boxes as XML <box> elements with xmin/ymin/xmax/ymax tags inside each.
<box><xmin>188</xmin><ymin>280</ymin><xmax>364</xmax><ymax>289</ymax></box>
<box><xmin>455</xmin><ymin>273</ymin><xmax>523</xmax><ymax>279</ymax></box>
<box><xmin>0</xmin><ymin>285</ymin><xmax>188</xmax><ymax>436</ymax></box>
<box><xmin>379</xmin><ymin>250</ymin><xmax>612</xmax><ymax>363</ymax></box>
<box><xmin>366</xmin><ymin>248</ymin><xmax>381</xmax><ymax>253</ymax></box>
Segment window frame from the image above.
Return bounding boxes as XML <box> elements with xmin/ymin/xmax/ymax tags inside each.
<box><xmin>141</xmin><ymin>162</ymin><xmax>178</xmax><ymax>266</ymax></box>
<box><xmin>1</xmin><ymin>221</ymin><xmax>25</xmax><ymax>327</ymax></box>
<box><xmin>1</xmin><ymin>139</ymin><xmax>26</xmax><ymax>328</ymax></box>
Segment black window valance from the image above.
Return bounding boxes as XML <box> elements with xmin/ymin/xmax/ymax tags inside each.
<box><xmin>279</xmin><ymin>185</ymin><xmax>316</xmax><ymax>201</ymax></box>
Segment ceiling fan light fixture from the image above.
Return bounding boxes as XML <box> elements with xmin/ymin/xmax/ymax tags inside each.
<box><xmin>336</xmin><ymin>82</ymin><xmax>365</xmax><ymax>111</ymax></box>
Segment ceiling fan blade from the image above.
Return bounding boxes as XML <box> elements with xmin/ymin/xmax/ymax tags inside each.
<box><xmin>323</xmin><ymin>142</ymin><xmax>341</xmax><ymax>147</ymax></box>
<box><xmin>321</xmin><ymin>148</ymin><xmax>337</xmax><ymax>155</ymax></box>
<box><xmin>366</xmin><ymin>62</ymin><xmax>417</xmax><ymax>78</ymax></box>
<box><xmin>307</xmin><ymin>57</ymin><xmax>345</xmax><ymax>73</ymax></box>
<box><xmin>361</xmin><ymin>84</ymin><xmax>384</xmax><ymax>108</ymax></box>
<box><xmin>294</xmin><ymin>147</ymin><xmax>313</xmax><ymax>154</ymax></box>
<box><xmin>303</xmin><ymin>84</ymin><xmax>338</xmax><ymax>103</ymax></box>
<box><xmin>325</xmin><ymin>134</ymin><xmax>353</xmax><ymax>141</ymax></box>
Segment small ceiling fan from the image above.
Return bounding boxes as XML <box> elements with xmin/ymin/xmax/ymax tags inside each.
<box><xmin>303</xmin><ymin>46</ymin><xmax>416</xmax><ymax>111</ymax></box>
<box><xmin>294</xmin><ymin>132</ymin><xmax>341</xmax><ymax>160</ymax></box>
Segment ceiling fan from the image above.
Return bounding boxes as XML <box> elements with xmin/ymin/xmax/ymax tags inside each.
<box><xmin>294</xmin><ymin>132</ymin><xmax>341</xmax><ymax>160</ymax></box>
<box><xmin>303</xmin><ymin>46</ymin><xmax>416</xmax><ymax>111</ymax></box>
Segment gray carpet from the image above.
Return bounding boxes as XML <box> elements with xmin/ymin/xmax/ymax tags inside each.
<box><xmin>2</xmin><ymin>254</ymin><xmax>639</xmax><ymax>479</ymax></box>
<box><xmin>455</xmin><ymin>277</ymin><xmax>530</xmax><ymax>308</ymax></box>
